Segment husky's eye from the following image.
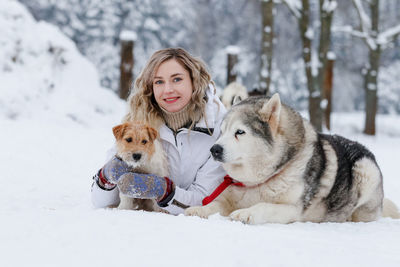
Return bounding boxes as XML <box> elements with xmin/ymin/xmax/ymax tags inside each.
<box><xmin>125</xmin><ymin>137</ymin><xmax>132</xmax><ymax>143</ymax></box>
<box><xmin>235</xmin><ymin>129</ymin><xmax>245</xmax><ymax>137</ymax></box>
<box><xmin>141</xmin><ymin>139</ymin><xmax>148</xmax><ymax>145</ymax></box>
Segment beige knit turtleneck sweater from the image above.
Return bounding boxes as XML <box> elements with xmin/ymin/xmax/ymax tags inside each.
<box><xmin>160</xmin><ymin>104</ymin><xmax>201</xmax><ymax>132</ymax></box>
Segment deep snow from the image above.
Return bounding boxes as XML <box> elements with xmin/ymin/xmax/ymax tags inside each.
<box><xmin>1</xmin><ymin>115</ymin><xmax>400</xmax><ymax>267</ymax></box>
<box><xmin>1</xmin><ymin>1</ymin><xmax>400</xmax><ymax>266</ymax></box>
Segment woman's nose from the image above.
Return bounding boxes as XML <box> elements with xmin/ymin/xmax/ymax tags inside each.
<box><xmin>164</xmin><ymin>82</ymin><xmax>174</xmax><ymax>93</ymax></box>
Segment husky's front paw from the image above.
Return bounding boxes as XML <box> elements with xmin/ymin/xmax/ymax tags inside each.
<box><xmin>185</xmin><ymin>206</ymin><xmax>214</xmax><ymax>218</ymax></box>
<box><xmin>229</xmin><ymin>208</ymin><xmax>257</xmax><ymax>224</ymax></box>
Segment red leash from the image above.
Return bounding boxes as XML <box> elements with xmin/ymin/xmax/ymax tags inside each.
<box><xmin>202</xmin><ymin>175</ymin><xmax>245</xmax><ymax>206</ymax></box>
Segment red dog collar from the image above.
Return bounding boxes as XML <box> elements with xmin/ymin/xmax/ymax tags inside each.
<box><xmin>202</xmin><ymin>175</ymin><xmax>244</xmax><ymax>206</ymax></box>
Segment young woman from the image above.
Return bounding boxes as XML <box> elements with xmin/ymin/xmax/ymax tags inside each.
<box><xmin>91</xmin><ymin>48</ymin><xmax>227</xmax><ymax>215</ymax></box>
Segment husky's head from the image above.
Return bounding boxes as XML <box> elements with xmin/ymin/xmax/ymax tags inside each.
<box><xmin>211</xmin><ymin>93</ymin><xmax>305</xmax><ymax>185</ymax></box>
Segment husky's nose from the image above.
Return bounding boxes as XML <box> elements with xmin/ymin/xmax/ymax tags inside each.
<box><xmin>210</xmin><ymin>144</ymin><xmax>224</xmax><ymax>161</ymax></box>
<box><xmin>132</xmin><ymin>153</ymin><xmax>142</xmax><ymax>161</ymax></box>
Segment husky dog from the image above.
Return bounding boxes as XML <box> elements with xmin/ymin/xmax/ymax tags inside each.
<box><xmin>221</xmin><ymin>82</ymin><xmax>248</xmax><ymax>109</ymax></box>
<box><xmin>113</xmin><ymin>121</ymin><xmax>168</xmax><ymax>212</ymax></box>
<box><xmin>185</xmin><ymin>94</ymin><xmax>399</xmax><ymax>224</ymax></box>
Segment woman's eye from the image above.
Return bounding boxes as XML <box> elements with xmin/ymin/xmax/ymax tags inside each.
<box><xmin>125</xmin><ymin>137</ymin><xmax>132</xmax><ymax>143</ymax></box>
<box><xmin>173</xmin><ymin>77</ymin><xmax>182</xmax><ymax>82</ymax></box>
<box><xmin>235</xmin><ymin>130</ymin><xmax>245</xmax><ymax>137</ymax></box>
<box><xmin>141</xmin><ymin>140</ymin><xmax>148</xmax><ymax>145</ymax></box>
<box><xmin>154</xmin><ymin>80</ymin><xmax>163</xmax><ymax>85</ymax></box>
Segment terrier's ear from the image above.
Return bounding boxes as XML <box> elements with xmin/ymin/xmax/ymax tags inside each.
<box><xmin>146</xmin><ymin>126</ymin><xmax>158</xmax><ymax>142</ymax></box>
<box><xmin>258</xmin><ymin>93</ymin><xmax>281</xmax><ymax>135</ymax></box>
<box><xmin>232</xmin><ymin>95</ymin><xmax>242</xmax><ymax>106</ymax></box>
<box><xmin>112</xmin><ymin>123</ymin><xmax>128</xmax><ymax>140</ymax></box>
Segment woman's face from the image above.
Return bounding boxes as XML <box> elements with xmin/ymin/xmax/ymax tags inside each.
<box><xmin>153</xmin><ymin>59</ymin><xmax>193</xmax><ymax>113</ymax></box>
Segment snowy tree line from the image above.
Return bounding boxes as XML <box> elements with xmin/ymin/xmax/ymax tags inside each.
<box><xmin>260</xmin><ymin>0</ymin><xmax>400</xmax><ymax>134</ymax></box>
<box><xmin>18</xmin><ymin>0</ymin><xmax>400</xmax><ymax>122</ymax></box>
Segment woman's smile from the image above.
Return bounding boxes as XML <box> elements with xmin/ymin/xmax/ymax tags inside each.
<box><xmin>164</xmin><ymin>97</ymin><xmax>180</xmax><ymax>103</ymax></box>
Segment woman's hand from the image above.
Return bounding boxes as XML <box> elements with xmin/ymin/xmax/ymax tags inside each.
<box><xmin>99</xmin><ymin>156</ymin><xmax>175</xmax><ymax>207</ymax></box>
<box><xmin>117</xmin><ymin>173</ymin><xmax>175</xmax><ymax>207</ymax></box>
<box><xmin>97</xmin><ymin>156</ymin><xmax>132</xmax><ymax>189</ymax></box>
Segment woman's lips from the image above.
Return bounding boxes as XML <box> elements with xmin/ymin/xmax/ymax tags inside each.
<box><xmin>164</xmin><ymin>97</ymin><xmax>179</xmax><ymax>103</ymax></box>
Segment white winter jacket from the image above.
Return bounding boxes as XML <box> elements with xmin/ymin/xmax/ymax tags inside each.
<box><xmin>91</xmin><ymin>86</ymin><xmax>227</xmax><ymax>214</ymax></box>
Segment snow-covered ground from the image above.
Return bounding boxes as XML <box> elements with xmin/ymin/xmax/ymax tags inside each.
<box><xmin>1</xmin><ymin>116</ymin><xmax>400</xmax><ymax>267</ymax></box>
<box><xmin>1</xmin><ymin>1</ymin><xmax>400</xmax><ymax>266</ymax></box>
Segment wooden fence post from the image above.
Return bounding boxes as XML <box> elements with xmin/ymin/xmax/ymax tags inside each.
<box><xmin>119</xmin><ymin>31</ymin><xmax>137</xmax><ymax>100</ymax></box>
<box><xmin>226</xmin><ymin>46</ymin><xmax>240</xmax><ymax>85</ymax></box>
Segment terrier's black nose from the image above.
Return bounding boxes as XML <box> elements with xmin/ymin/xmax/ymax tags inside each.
<box><xmin>210</xmin><ymin>144</ymin><xmax>224</xmax><ymax>161</ymax></box>
<box><xmin>132</xmin><ymin>153</ymin><xmax>142</xmax><ymax>161</ymax></box>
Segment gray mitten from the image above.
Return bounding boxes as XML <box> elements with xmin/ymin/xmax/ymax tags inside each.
<box><xmin>118</xmin><ymin>173</ymin><xmax>175</xmax><ymax>207</ymax></box>
<box><xmin>96</xmin><ymin>156</ymin><xmax>132</xmax><ymax>190</ymax></box>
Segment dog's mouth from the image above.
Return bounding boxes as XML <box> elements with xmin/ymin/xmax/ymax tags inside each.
<box><xmin>124</xmin><ymin>159</ymin><xmax>142</xmax><ymax>168</ymax></box>
<box><xmin>119</xmin><ymin>152</ymin><xmax>146</xmax><ymax>168</ymax></box>
<box><xmin>211</xmin><ymin>155</ymin><xmax>224</xmax><ymax>163</ymax></box>
<box><xmin>210</xmin><ymin>144</ymin><xmax>245</xmax><ymax>165</ymax></box>
<box><xmin>227</xmin><ymin>158</ymin><xmax>243</xmax><ymax>165</ymax></box>
<box><xmin>212</xmin><ymin>154</ymin><xmax>243</xmax><ymax>166</ymax></box>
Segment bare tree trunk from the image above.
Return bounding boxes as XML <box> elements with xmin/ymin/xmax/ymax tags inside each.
<box><xmin>364</xmin><ymin>0</ymin><xmax>381</xmax><ymax>135</ymax></box>
<box><xmin>298</xmin><ymin>0</ymin><xmax>322</xmax><ymax>131</ymax></box>
<box><xmin>119</xmin><ymin>39</ymin><xmax>134</xmax><ymax>100</ymax></box>
<box><xmin>364</xmin><ymin>66</ymin><xmax>378</xmax><ymax>135</ymax></box>
<box><xmin>318</xmin><ymin>0</ymin><xmax>335</xmax><ymax>130</ymax></box>
<box><xmin>324</xmin><ymin>59</ymin><xmax>334</xmax><ymax>130</ymax></box>
<box><xmin>259</xmin><ymin>0</ymin><xmax>274</xmax><ymax>95</ymax></box>
<box><xmin>227</xmin><ymin>52</ymin><xmax>238</xmax><ymax>85</ymax></box>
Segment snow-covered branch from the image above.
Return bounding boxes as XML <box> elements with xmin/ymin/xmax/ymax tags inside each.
<box><xmin>378</xmin><ymin>24</ymin><xmax>400</xmax><ymax>46</ymax></box>
<box><xmin>333</xmin><ymin>25</ymin><xmax>366</xmax><ymax>38</ymax></box>
<box><xmin>333</xmin><ymin>25</ymin><xmax>376</xmax><ymax>50</ymax></box>
<box><xmin>352</xmin><ymin>0</ymin><xmax>371</xmax><ymax>33</ymax></box>
<box><xmin>351</xmin><ymin>0</ymin><xmax>379</xmax><ymax>50</ymax></box>
<box><xmin>282</xmin><ymin>0</ymin><xmax>302</xmax><ymax>19</ymax></box>
<box><xmin>343</xmin><ymin>0</ymin><xmax>400</xmax><ymax>51</ymax></box>
<box><xmin>322</xmin><ymin>0</ymin><xmax>338</xmax><ymax>14</ymax></box>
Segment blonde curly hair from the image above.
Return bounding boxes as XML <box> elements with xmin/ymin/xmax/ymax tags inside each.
<box><xmin>124</xmin><ymin>48</ymin><xmax>214</xmax><ymax>130</ymax></box>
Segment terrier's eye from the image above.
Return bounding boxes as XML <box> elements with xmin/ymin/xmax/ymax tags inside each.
<box><xmin>235</xmin><ymin>129</ymin><xmax>245</xmax><ymax>137</ymax></box>
<box><xmin>141</xmin><ymin>140</ymin><xmax>148</xmax><ymax>145</ymax></box>
<box><xmin>125</xmin><ymin>137</ymin><xmax>132</xmax><ymax>143</ymax></box>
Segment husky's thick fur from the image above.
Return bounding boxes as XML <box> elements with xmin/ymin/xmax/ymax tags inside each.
<box><xmin>113</xmin><ymin>122</ymin><xmax>168</xmax><ymax>212</ymax></box>
<box><xmin>221</xmin><ymin>82</ymin><xmax>248</xmax><ymax>109</ymax></box>
<box><xmin>186</xmin><ymin>94</ymin><xmax>399</xmax><ymax>224</ymax></box>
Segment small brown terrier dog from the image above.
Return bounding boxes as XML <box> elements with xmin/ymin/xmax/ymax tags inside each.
<box><xmin>112</xmin><ymin>121</ymin><xmax>169</xmax><ymax>211</ymax></box>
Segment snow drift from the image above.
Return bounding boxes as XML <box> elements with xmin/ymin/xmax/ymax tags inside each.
<box><xmin>0</xmin><ymin>0</ymin><xmax>125</xmax><ymax>126</ymax></box>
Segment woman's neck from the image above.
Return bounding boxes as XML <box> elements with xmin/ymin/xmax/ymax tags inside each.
<box><xmin>160</xmin><ymin>104</ymin><xmax>193</xmax><ymax>132</ymax></box>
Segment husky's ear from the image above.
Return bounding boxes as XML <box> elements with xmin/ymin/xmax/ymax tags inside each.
<box><xmin>112</xmin><ymin>123</ymin><xmax>128</xmax><ymax>140</ymax></box>
<box><xmin>232</xmin><ymin>95</ymin><xmax>242</xmax><ymax>106</ymax></box>
<box><xmin>258</xmin><ymin>93</ymin><xmax>281</xmax><ymax>135</ymax></box>
<box><xmin>146</xmin><ymin>126</ymin><xmax>158</xmax><ymax>142</ymax></box>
